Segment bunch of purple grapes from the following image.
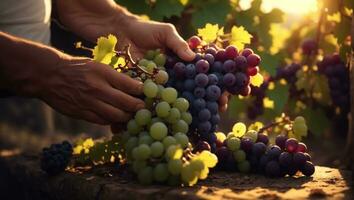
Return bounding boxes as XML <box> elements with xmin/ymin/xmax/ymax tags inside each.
<box><xmin>165</xmin><ymin>36</ymin><xmax>261</xmax><ymax>151</ymax></box>
<box><xmin>317</xmin><ymin>53</ymin><xmax>350</xmax><ymax>113</ymax></box>
<box><xmin>214</xmin><ymin>133</ymin><xmax>315</xmax><ymax>177</ymax></box>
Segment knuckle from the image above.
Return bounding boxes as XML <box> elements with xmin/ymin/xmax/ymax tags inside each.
<box><xmin>163</xmin><ymin>23</ymin><xmax>175</xmax><ymax>32</ymax></box>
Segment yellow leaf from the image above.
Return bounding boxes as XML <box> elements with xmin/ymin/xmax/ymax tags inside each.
<box><xmin>197</xmin><ymin>23</ymin><xmax>223</xmax><ymax>43</ymax></box>
<box><xmin>324</xmin><ymin>34</ymin><xmax>338</xmax><ymax>47</ymax></box>
<box><xmin>230</xmin><ymin>26</ymin><xmax>253</xmax><ymax>50</ymax></box>
<box><xmin>263</xmin><ymin>97</ymin><xmax>274</xmax><ymax>109</ymax></box>
<box><xmin>179</xmin><ymin>0</ymin><xmax>188</xmax><ymax>6</ymax></box>
<box><xmin>93</xmin><ymin>34</ymin><xmax>117</xmax><ymax>63</ymax></box>
<box><xmin>113</xmin><ymin>56</ymin><xmax>127</xmax><ymax>69</ymax></box>
<box><xmin>250</xmin><ymin>73</ymin><xmax>264</xmax><ymax>87</ymax></box>
<box><xmin>344</xmin><ymin>7</ymin><xmax>353</xmax><ymax>16</ymax></box>
<box><xmin>327</xmin><ymin>12</ymin><xmax>341</xmax><ymax>23</ymax></box>
<box><xmin>269</xmin><ymin>24</ymin><xmax>290</xmax><ymax>54</ymax></box>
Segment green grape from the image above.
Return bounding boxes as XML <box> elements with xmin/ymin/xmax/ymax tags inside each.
<box><xmin>167</xmin><ymin>175</ymin><xmax>181</xmax><ymax>186</ymax></box>
<box><xmin>150</xmin><ymin>141</ymin><xmax>164</xmax><ymax>158</ymax></box>
<box><xmin>135</xmin><ymin>109</ymin><xmax>152</xmax><ymax>126</ymax></box>
<box><xmin>233</xmin><ymin>150</ymin><xmax>246</xmax><ymax>162</ymax></box>
<box><xmin>148</xmin><ymin>117</ymin><xmax>163</xmax><ymax>129</ymax></box>
<box><xmin>226</xmin><ymin>137</ymin><xmax>241</xmax><ymax>151</ymax></box>
<box><xmin>143</xmin><ymin>81</ymin><xmax>158</xmax><ymax>98</ymax></box>
<box><xmin>132</xmin><ymin>147</ymin><xmax>140</xmax><ymax>160</ymax></box>
<box><xmin>138</xmin><ymin>135</ymin><xmax>153</xmax><ymax>145</ymax></box>
<box><xmin>155</xmin><ymin>70</ymin><xmax>169</xmax><ymax>85</ymax></box>
<box><xmin>144</xmin><ymin>50</ymin><xmax>155</xmax><ymax>60</ymax></box>
<box><xmin>153</xmin><ymin>163</ymin><xmax>169</xmax><ymax>182</ymax></box>
<box><xmin>125</xmin><ymin>137</ymin><xmax>138</xmax><ymax>154</ymax></box>
<box><xmin>173</xmin><ymin>98</ymin><xmax>189</xmax><ymax>112</ymax></box>
<box><xmin>138</xmin><ymin>58</ymin><xmax>149</xmax><ymax>67</ymax></box>
<box><xmin>215</xmin><ymin>132</ymin><xmax>226</xmax><ymax>143</ymax></box>
<box><xmin>244</xmin><ymin>130</ymin><xmax>258</xmax><ymax>142</ymax></box>
<box><xmin>144</xmin><ymin>97</ymin><xmax>154</xmax><ymax>110</ymax></box>
<box><xmin>294</xmin><ymin>116</ymin><xmax>306</xmax><ymax>124</ymax></box>
<box><xmin>166</xmin><ymin>145</ymin><xmax>183</xmax><ymax>160</ymax></box>
<box><xmin>132</xmin><ymin>160</ymin><xmax>147</xmax><ymax>173</ymax></box>
<box><xmin>138</xmin><ymin>166</ymin><xmax>153</xmax><ymax>185</ymax></box>
<box><xmin>161</xmin><ymin>87</ymin><xmax>178</xmax><ymax>104</ymax></box>
<box><xmin>232</xmin><ymin>122</ymin><xmax>247</xmax><ymax>137</ymax></box>
<box><xmin>136</xmin><ymin>144</ymin><xmax>151</xmax><ymax>160</ymax></box>
<box><xmin>181</xmin><ymin>112</ymin><xmax>193</xmax><ymax>125</ymax></box>
<box><xmin>146</xmin><ymin>61</ymin><xmax>157</xmax><ymax>73</ymax></box>
<box><xmin>138</xmin><ymin>131</ymin><xmax>149</xmax><ymax>137</ymax></box>
<box><xmin>154</xmin><ymin>53</ymin><xmax>166</xmax><ymax>66</ymax></box>
<box><xmin>155</xmin><ymin>101</ymin><xmax>171</xmax><ymax>118</ymax></box>
<box><xmin>156</xmin><ymin>84</ymin><xmax>164</xmax><ymax>98</ymax></box>
<box><xmin>127</xmin><ymin>119</ymin><xmax>141</xmax><ymax>135</ymax></box>
<box><xmin>149</xmin><ymin>122</ymin><xmax>168</xmax><ymax>140</ymax></box>
<box><xmin>174</xmin><ymin>132</ymin><xmax>189</xmax><ymax>148</ymax></box>
<box><xmin>162</xmin><ymin>136</ymin><xmax>177</xmax><ymax>148</ymax></box>
<box><xmin>172</xmin><ymin>120</ymin><xmax>189</xmax><ymax>134</ymax></box>
<box><xmin>166</xmin><ymin>108</ymin><xmax>181</xmax><ymax>124</ymax></box>
<box><xmin>168</xmin><ymin>159</ymin><xmax>183</xmax><ymax>175</ymax></box>
<box><xmin>238</xmin><ymin>161</ymin><xmax>250</xmax><ymax>173</ymax></box>
<box><xmin>293</xmin><ymin>123</ymin><xmax>308</xmax><ymax>137</ymax></box>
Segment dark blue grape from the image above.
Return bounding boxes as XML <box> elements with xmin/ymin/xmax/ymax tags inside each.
<box><xmin>194</xmin><ymin>87</ymin><xmax>206</xmax><ymax>98</ymax></box>
<box><xmin>206</xmin><ymin>85</ymin><xmax>221</xmax><ymax>101</ymax></box>
<box><xmin>208</xmin><ymin>74</ymin><xmax>219</xmax><ymax>85</ymax></box>
<box><xmin>207</xmin><ymin>101</ymin><xmax>218</xmax><ymax>114</ymax></box>
<box><xmin>195</xmin><ymin>73</ymin><xmax>209</xmax><ymax>87</ymax></box>
<box><xmin>198</xmin><ymin>108</ymin><xmax>211</xmax><ymax>122</ymax></box>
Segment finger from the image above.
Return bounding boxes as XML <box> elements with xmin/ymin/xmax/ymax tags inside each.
<box><xmin>88</xmin><ymin>99</ymin><xmax>133</xmax><ymax>123</ymax></box>
<box><xmin>111</xmin><ymin>123</ymin><xmax>125</xmax><ymax>134</ymax></box>
<box><xmin>104</xmin><ymin>68</ymin><xmax>144</xmax><ymax>96</ymax></box>
<box><xmin>163</xmin><ymin>24</ymin><xmax>195</xmax><ymax>61</ymax></box>
<box><xmin>77</xmin><ymin>110</ymin><xmax>110</xmax><ymax>125</ymax></box>
<box><xmin>97</xmin><ymin>85</ymin><xmax>145</xmax><ymax>112</ymax></box>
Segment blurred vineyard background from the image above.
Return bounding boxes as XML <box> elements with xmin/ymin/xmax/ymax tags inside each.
<box><xmin>0</xmin><ymin>0</ymin><xmax>352</xmax><ymax>169</ymax></box>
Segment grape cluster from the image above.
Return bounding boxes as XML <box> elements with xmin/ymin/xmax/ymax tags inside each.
<box><xmin>121</xmin><ymin>80</ymin><xmax>217</xmax><ymax>186</ymax></box>
<box><xmin>212</xmin><ymin>117</ymin><xmax>314</xmax><ymax>177</ymax></box>
<box><xmin>165</xmin><ymin>36</ymin><xmax>262</xmax><ymax>151</ymax></box>
<box><xmin>317</xmin><ymin>53</ymin><xmax>350</xmax><ymax>114</ymax></box>
<box><xmin>40</xmin><ymin>141</ymin><xmax>73</xmax><ymax>175</ymax></box>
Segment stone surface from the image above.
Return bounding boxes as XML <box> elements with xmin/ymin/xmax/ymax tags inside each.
<box><xmin>0</xmin><ymin>153</ymin><xmax>352</xmax><ymax>200</ymax></box>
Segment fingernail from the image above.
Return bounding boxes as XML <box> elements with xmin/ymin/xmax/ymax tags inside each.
<box><xmin>184</xmin><ymin>48</ymin><xmax>195</xmax><ymax>59</ymax></box>
<box><xmin>135</xmin><ymin>103</ymin><xmax>145</xmax><ymax>111</ymax></box>
<box><xmin>137</xmin><ymin>82</ymin><xmax>144</xmax><ymax>92</ymax></box>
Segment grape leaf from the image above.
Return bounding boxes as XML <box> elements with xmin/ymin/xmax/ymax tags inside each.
<box><xmin>250</xmin><ymin>73</ymin><xmax>264</xmax><ymax>87</ymax></box>
<box><xmin>302</xmin><ymin>107</ymin><xmax>330</xmax><ymax>137</ymax></box>
<box><xmin>266</xmin><ymin>81</ymin><xmax>289</xmax><ymax>114</ymax></box>
<box><xmin>197</xmin><ymin>23</ymin><xmax>224</xmax><ymax>43</ymax></box>
<box><xmin>114</xmin><ymin>0</ymin><xmax>151</xmax><ymax>14</ymax></box>
<box><xmin>228</xmin><ymin>96</ymin><xmax>247</xmax><ymax>118</ymax></box>
<box><xmin>191</xmin><ymin>0</ymin><xmax>231</xmax><ymax>28</ymax></box>
<box><xmin>230</xmin><ymin>26</ymin><xmax>253</xmax><ymax>50</ymax></box>
<box><xmin>93</xmin><ymin>34</ymin><xmax>117</xmax><ymax>64</ymax></box>
<box><xmin>150</xmin><ymin>0</ymin><xmax>184</xmax><ymax>21</ymax></box>
<box><xmin>257</xmin><ymin>51</ymin><xmax>282</xmax><ymax>76</ymax></box>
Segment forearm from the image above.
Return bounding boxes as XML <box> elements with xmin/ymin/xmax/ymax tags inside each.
<box><xmin>0</xmin><ymin>32</ymin><xmax>67</xmax><ymax>97</ymax></box>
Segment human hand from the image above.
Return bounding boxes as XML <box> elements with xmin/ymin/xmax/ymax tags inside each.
<box><xmin>38</xmin><ymin>56</ymin><xmax>145</xmax><ymax>125</ymax></box>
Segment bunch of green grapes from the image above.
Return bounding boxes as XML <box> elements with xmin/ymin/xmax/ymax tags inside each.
<box><xmin>120</xmin><ymin>80</ymin><xmax>217</xmax><ymax>186</ymax></box>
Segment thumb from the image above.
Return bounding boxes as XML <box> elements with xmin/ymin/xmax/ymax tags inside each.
<box><xmin>164</xmin><ymin>25</ymin><xmax>195</xmax><ymax>61</ymax></box>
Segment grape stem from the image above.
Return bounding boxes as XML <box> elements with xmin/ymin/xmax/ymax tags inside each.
<box><xmin>257</xmin><ymin>117</ymin><xmax>291</xmax><ymax>134</ymax></box>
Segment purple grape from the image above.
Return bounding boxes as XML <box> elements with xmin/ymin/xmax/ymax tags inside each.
<box><xmin>198</xmin><ymin>108</ymin><xmax>211</xmax><ymax>122</ymax></box>
<box><xmin>194</xmin><ymin>87</ymin><xmax>206</xmax><ymax>98</ymax></box>
<box><xmin>241</xmin><ymin>48</ymin><xmax>253</xmax><ymax>57</ymax></box>
<box><xmin>301</xmin><ymin>39</ymin><xmax>317</xmax><ymax>55</ymax></box>
<box><xmin>206</xmin><ymin>85</ymin><xmax>221</xmax><ymax>101</ymax></box>
<box><xmin>195</xmin><ymin>73</ymin><xmax>209</xmax><ymax>87</ymax></box>
<box><xmin>304</xmin><ymin>153</ymin><xmax>311</xmax><ymax>161</ymax></box>
<box><xmin>205</xmin><ymin>47</ymin><xmax>217</xmax><ymax>56</ymax></box>
<box><xmin>216</xmin><ymin>146</ymin><xmax>229</xmax><ymax>163</ymax></box>
<box><xmin>223</xmin><ymin>73</ymin><xmax>236</xmax><ymax>87</ymax></box>
<box><xmin>275</xmin><ymin>135</ymin><xmax>288</xmax><ymax>149</ymax></box>
<box><xmin>293</xmin><ymin>152</ymin><xmax>307</xmax><ymax>167</ymax></box>
<box><xmin>265</xmin><ymin>161</ymin><xmax>280</xmax><ymax>177</ymax></box>
<box><xmin>192</xmin><ymin>98</ymin><xmax>206</xmax><ymax>111</ymax></box>
<box><xmin>223</xmin><ymin>60</ymin><xmax>237</xmax><ymax>73</ymax></box>
<box><xmin>208</xmin><ymin>74</ymin><xmax>219</xmax><ymax>85</ymax></box>
<box><xmin>185</xmin><ymin>63</ymin><xmax>196</xmax><ymax>78</ymax></box>
<box><xmin>194</xmin><ymin>140</ymin><xmax>211</xmax><ymax>152</ymax></box>
<box><xmin>204</xmin><ymin>53</ymin><xmax>215</xmax><ymax>65</ymax></box>
<box><xmin>173</xmin><ymin>62</ymin><xmax>186</xmax><ymax>78</ymax></box>
<box><xmin>301</xmin><ymin>161</ymin><xmax>315</xmax><ymax>176</ymax></box>
<box><xmin>257</xmin><ymin>133</ymin><xmax>269</xmax><ymax>145</ymax></box>
<box><xmin>267</xmin><ymin>145</ymin><xmax>281</xmax><ymax>160</ymax></box>
<box><xmin>193</xmin><ymin>53</ymin><xmax>202</xmax><ymax>62</ymax></box>
<box><xmin>259</xmin><ymin>154</ymin><xmax>269</xmax><ymax>169</ymax></box>
<box><xmin>252</xmin><ymin>142</ymin><xmax>267</xmax><ymax>157</ymax></box>
<box><xmin>241</xmin><ymin>138</ymin><xmax>254</xmax><ymax>153</ymax></box>
<box><xmin>211</xmin><ymin>61</ymin><xmax>223</xmax><ymax>73</ymax></box>
<box><xmin>279</xmin><ymin>152</ymin><xmax>293</xmax><ymax>167</ymax></box>
<box><xmin>285</xmin><ymin>138</ymin><xmax>299</xmax><ymax>153</ymax></box>
<box><xmin>183</xmin><ymin>79</ymin><xmax>196</xmax><ymax>91</ymax></box>
<box><xmin>196</xmin><ymin>59</ymin><xmax>210</xmax><ymax>73</ymax></box>
<box><xmin>225</xmin><ymin>45</ymin><xmax>239</xmax><ymax>59</ymax></box>
<box><xmin>247</xmin><ymin>54</ymin><xmax>261</xmax><ymax>67</ymax></box>
<box><xmin>198</xmin><ymin>121</ymin><xmax>212</xmax><ymax>134</ymax></box>
<box><xmin>287</xmin><ymin>166</ymin><xmax>298</xmax><ymax>176</ymax></box>
<box><xmin>210</xmin><ymin>114</ymin><xmax>220</xmax><ymax>125</ymax></box>
<box><xmin>234</xmin><ymin>55</ymin><xmax>248</xmax><ymax>70</ymax></box>
<box><xmin>234</xmin><ymin>72</ymin><xmax>248</xmax><ymax>88</ymax></box>
<box><xmin>206</xmin><ymin>101</ymin><xmax>218</xmax><ymax>114</ymax></box>
<box><xmin>215</xmin><ymin>49</ymin><xmax>226</xmax><ymax>62</ymax></box>
<box><xmin>175</xmin><ymin>80</ymin><xmax>184</xmax><ymax>91</ymax></box>
<box><xmin>182</xmin><ymin>91</ymin><xmax>194</xmax><ymax>103</ymax></box>
<box><xmin>296</xmin><ymin>142</ymin><xmax>308</xmax><ymax>153</ymax></box>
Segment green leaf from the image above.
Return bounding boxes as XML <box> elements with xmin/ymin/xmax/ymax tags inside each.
<box><xmin>333</xmin><ymin>15</ymin><xmax>351</xmax><ymax>44</ymax></box>
<box><xmin>191</xmin><ymin>0</ymin><xmax>231</xmax><ymax>28</ymax></box>
<box><xmin>302</xmin><ymin>107</ymin><xmax>330</xmax><ymax>137</ymax></box>
<box><xmin>114</xmin><ymin>0</ymin><xmax>151</xmax><ymax>14</ymax></box>
<box><xmin>150</xmin><ymin>0</ymin><xmax>184</xmax><ymax>21</ymax></box>
<box><xmin>257</xmin><ymin>52</ymin><xmax>282</xmax><ymax>76</ymax></box>
<box><xmin>227</xmin><ymin>96</ymin><xmax>247</xmax><ymax>118</ymax></box>
<box><xmin>266</xmin><ymin>82</ymin><xmax>289</xmax><ymax>114</ymax></box>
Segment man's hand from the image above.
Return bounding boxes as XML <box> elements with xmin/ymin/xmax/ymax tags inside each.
<box><xmin>56</xmin><ymin>0</ymin><xmax>195</xmax><ymax>61</ymax></box>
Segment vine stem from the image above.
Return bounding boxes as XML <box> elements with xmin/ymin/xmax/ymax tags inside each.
<box><xmin>257</xmin><ymin>118</ymin><xmax>291</xmax><ymax>134</ymax></box>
